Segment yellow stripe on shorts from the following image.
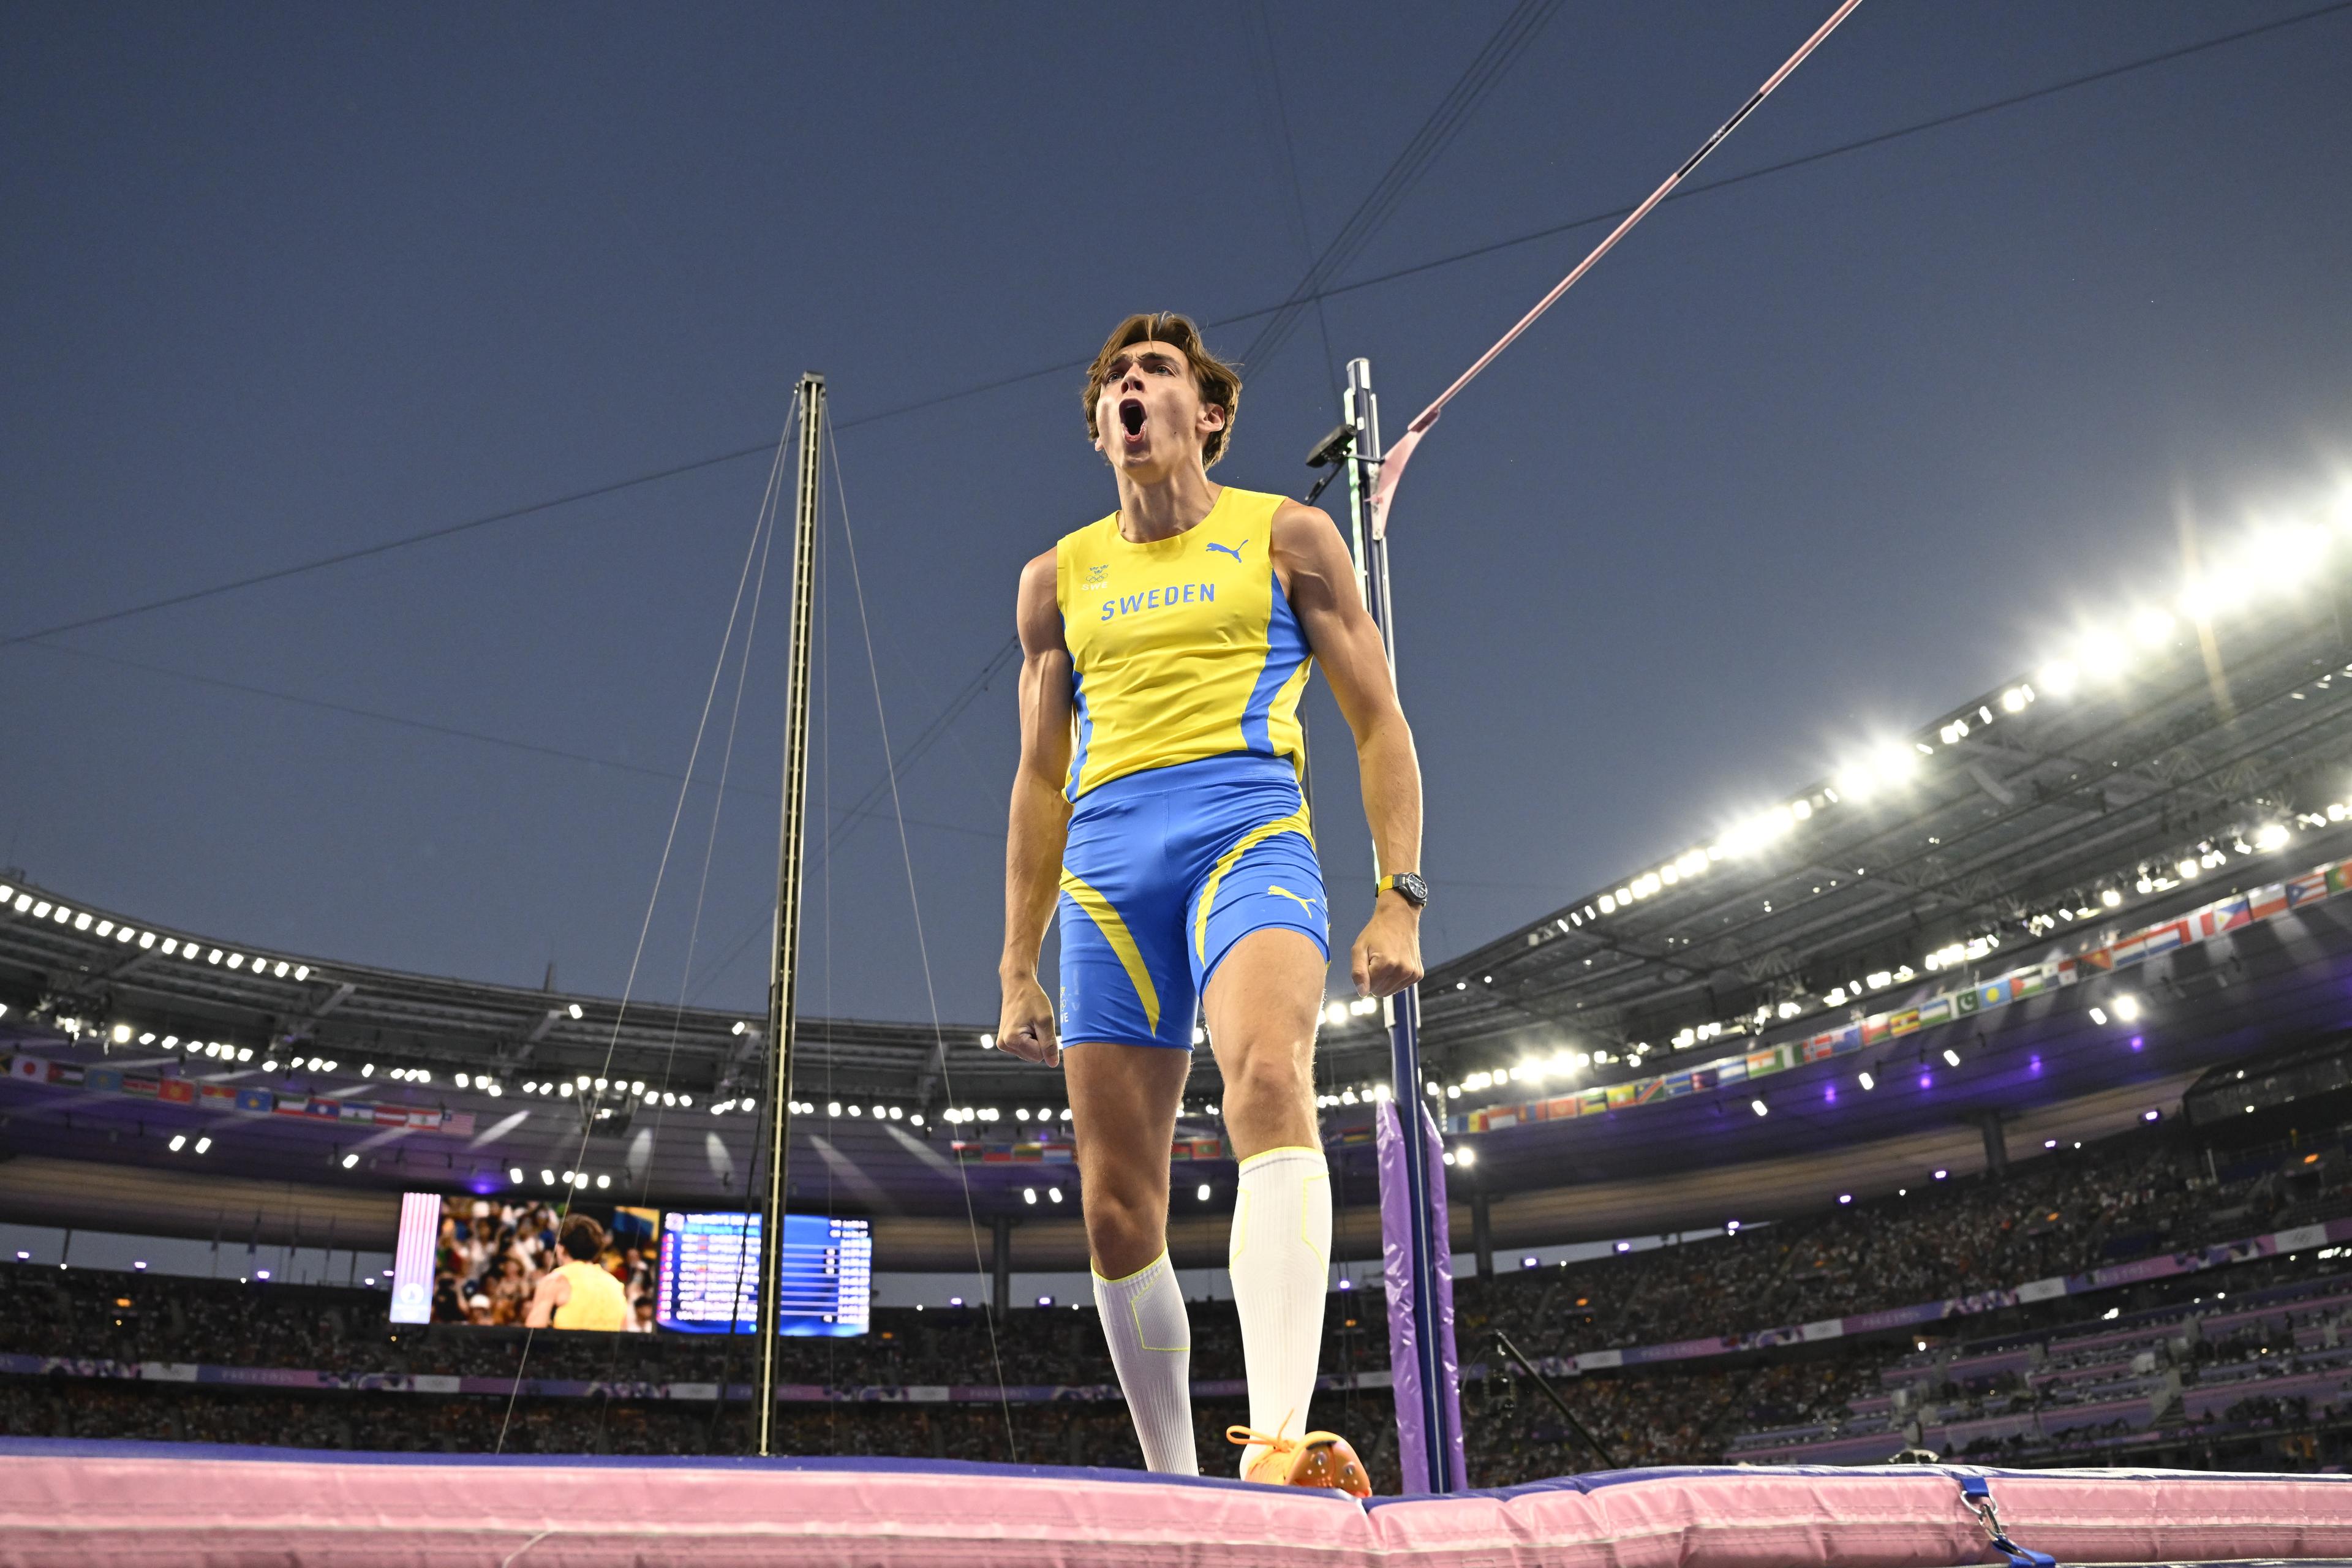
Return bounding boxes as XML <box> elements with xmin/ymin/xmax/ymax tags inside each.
<box><xmin>1060</xmin><ymin>869</ymin><xmax>1161</xmax><ymax>1035</ymax></box>
<box><xmin>1193</xmin><ymin>809</ymin><xmax>1314</xmax><ymax>963</ymax></box>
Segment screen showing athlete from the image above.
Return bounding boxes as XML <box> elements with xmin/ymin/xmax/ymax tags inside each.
<box><xmin>998</xmin><ymin>312</ymin><xmax>1428</xmax><ymax>1492</ymax></box>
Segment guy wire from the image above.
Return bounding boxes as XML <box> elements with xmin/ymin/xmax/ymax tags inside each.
<box><xmin>492</xmin><ymin>396</ymin><xmax>798</xmax><ymax>1455</ymax></box>
<box><xmin>825</xmin><ymin>421</ymin><xmax>1019</xmax><ymax>1460</ymax></box>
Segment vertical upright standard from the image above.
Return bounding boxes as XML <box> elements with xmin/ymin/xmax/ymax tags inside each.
<box><xmin>1343</xmin><ymin>356</ymin><xmax>1456</xmax><ymax>1491</ymax></box>
<box><xmin>755</xmin><ymin>372</ymin><xmax>826</xmax><ymax>1454</ymax></box>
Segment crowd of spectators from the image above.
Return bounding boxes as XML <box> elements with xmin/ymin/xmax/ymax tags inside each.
<box><xmin>6</xmin><ymin>1123</ymin><xmax>2349</xmax><ymax>1479</ymax></box>
<box><xmin>431</xmin><ymin>1197</ymin><xmax>658</xmax><ymax>1330</ymax></box>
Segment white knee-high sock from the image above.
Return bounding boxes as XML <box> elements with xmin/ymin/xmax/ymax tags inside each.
<box><xmin>1093</xmin><ymin>1251</ymin><xmax>1197</xmax><ymax>1474</ymax></box>
<box><xmin>1229</xmin><ymin>1144</ymin><xmax>1332</xmax><ymax>1474</ymax></box>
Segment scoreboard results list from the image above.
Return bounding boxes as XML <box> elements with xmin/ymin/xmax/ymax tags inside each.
<box><xmin>655</xmin><ymin>1211</ymin><xmax>872</xmax><ymax>1336</ymax></box>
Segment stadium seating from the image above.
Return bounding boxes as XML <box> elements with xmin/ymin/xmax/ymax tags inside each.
<box><xmin>4</xmin><ymin>1122</ymin><xmax>2350</xmax><ymax>1486</ymax></box>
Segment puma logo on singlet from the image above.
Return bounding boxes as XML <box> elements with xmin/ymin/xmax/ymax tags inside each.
<box><xmin>1205</xmin><ymin>538</ymin><xmax>1246</xmax><ymax>562</ymax></box>
<box><xmin>1267</xmin><ymin>884</ymin><xmax>1320</xmax><ymax>917</ymax></box>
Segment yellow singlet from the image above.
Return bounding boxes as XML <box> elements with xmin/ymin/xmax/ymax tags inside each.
<box><xmin>549</xmin><ymin>1258</ymin><xmax>628</xmax><ymax>1331</ymax></box>
<box><xmin>1055</xmin><ymin>486</ymin><xmax>1311</xmax><ymax>802</ymax></box>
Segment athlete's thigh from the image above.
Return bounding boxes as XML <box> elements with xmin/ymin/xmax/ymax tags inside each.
<box><xmin>1202</xmin><ymin>925</ymin><xmax>1325</xmax><ymax>1068</ymax></box>
<box><xmin>1064</xmin><ymin>1042</ymin><xmax>1190</xmax><ymax>1207</ymax></box>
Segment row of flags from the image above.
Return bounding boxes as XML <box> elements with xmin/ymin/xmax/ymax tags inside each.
<box><xmin>2</xmin><ymin>1053</ymin><xmax>476</xmax><ymax>1136</ymax></box>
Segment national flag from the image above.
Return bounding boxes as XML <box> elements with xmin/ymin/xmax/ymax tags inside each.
<box><xmin>1547</xmin><ymin>1095</ymin><xmax>1581</xmax><ymax>1119</ymax></box>
<box><xmin>1662</xmin><ymin>1071</ymin><xmax>1695</xmax><ymax>1096</ymax></box>
<box><xmin>85</xmin><ymin>1067</ymin><xmax>124</xmax><ymax>1093</ymax></box>
<box><xmin>123</xmin><ymin>1076</ymin><xmax>159</xmax><ymax>1098</ymax></box>
<box><xmin>1953</xmin><ymin>989</ymin><xmax>1979</xmax><ymax>1017</ymax></box>
<box><xmin>1577</xmin><ymin>1088</ymin><xmax>1607</xmax><ymax>1115</ymax></box>
<box><xmin>234</xmin><ymin>1088</ymin><xmax>273</xmax><ymax>1113</ymax></box>
<box><xmin>1976</xmin><ymin>979</ymin><xmax>2010</xmax><ymax>1009</ymax></box>
<box><xmin>1890</xmin><ymin>1009</ymin><xmax>1921</xmax><ymax>1038</ymax></box>
<box><xmin>1861</xmin><ymin>1017</ymin><xmax>1890</xmax><ymax>1046</ymax></box>
<box><xmin>2287</xmin><ymin>872</ymin><xmax>2329</xmax><ymax>910</ymax></box>
<box><xmin>1604</xmin><ymin>1083</ymin><xmax>1637</xmax><ymax>1109</ymax></box>
<box><xmin>2249</xmin><ymin>883</ymin><xmax>2288</xmax><ymax>921</ymax></box>
<box><xmin>1691</xmin><ymin>1068</ymin><xmax>1717</xmax><ymax>1091</ymax></box>
<box><xmin>157</xmin><ymin>1079</ymin><xmax>195</xmax><ymax>1104</ymax></box>
<box><xmin>2208</xmin><ymin>896</ymin><xmax>2251</xmax><ymax>933</ymax></box>
<box><xmin>273</xmin><ymin>1095</ymin><xmax>311</xmax><ymax>1116</ymax></box>
<box><xmin>1715</xmin><ymin>1058</ymin><xmax>1748</xmax><ymax>1086</ymax></box>
<box><xmin>1918</xmin><ymin>997</ymin><xmax>1953</xmax><ymax>1028</ymax></box>
<box><xmin>1632</xmin><ymin>1078</ymin><xmax>1663</xmax><ymax>1105</ymax></box>
<box><xmin>1746</xmin><ymin>1048</ymin><xmax>1779</xmax><ymax>1079</ymax></box>
<box><xmin>198</xmin><ymin>1084</ymin><xmax>238</xmax><ymax>1109</ymax></box>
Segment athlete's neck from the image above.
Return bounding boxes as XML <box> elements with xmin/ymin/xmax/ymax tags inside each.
<box><xmin>1114</xmin><ymin>466</ymin><xmax>1221</xmax><ymax>544</ymax></box>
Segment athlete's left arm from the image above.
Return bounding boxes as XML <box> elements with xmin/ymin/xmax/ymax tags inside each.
<box><xmin>1271</xmin><ymin>500</ymin><xmax>1424</xmax><ymax>998</ymax></box>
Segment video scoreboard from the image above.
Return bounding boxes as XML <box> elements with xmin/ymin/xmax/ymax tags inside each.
<box><xmin>655</xmin><ymin>1211</ymin><xmax>872</xmax><ymax>1337</ymax></box>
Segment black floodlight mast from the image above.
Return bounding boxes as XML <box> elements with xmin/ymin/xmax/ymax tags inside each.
<box><xmin>755</xmin><ymin>372</ymin><xmax>826</xmax><ymax>1453</ymax></box>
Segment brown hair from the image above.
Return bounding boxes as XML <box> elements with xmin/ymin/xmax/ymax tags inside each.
<box><xmin>1082</xmin><ymin>312</ymin><xmax>1243</xmax><ymax>469</ymax></box>
<box><xmin>558</xmin><ymin>1213</ymin><xmax>606</xmax><ymax>1262</ymax></box>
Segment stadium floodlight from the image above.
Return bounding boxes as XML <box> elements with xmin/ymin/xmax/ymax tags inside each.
<box><xmin>678</xmin><ymin>1094</ymin><xmax>692</xmax><ymax>1107</ymax></box>
<box><xmin>979</xmin><ymin>1032</ymin><xmax>995</xmax><ymax>1049</ymax></box>
<box><xmin>1858</xmin><ymin>1072</ymin><xmax>1875</xmax><ymax>1091</ymax></box>
<box><xmin>138</xmin><ymin>1032</ymin><xmax>154</xmax><ymax>1046</ymax></box>
<box><xmin>1322</xmin><ymin>1001</ymin><xmax>1348</xmax><ymax>1027</ymax></box>
<box><xmin>1022</xmin><ymin>1188</ymin><xmax>1037</xmax><ymax>1205</ymax></box>
<box><xmin>1932</xmin><ymin>1168</ymin><xmax>1948</xmax><ymax>1180</ymax></box>
<box><xmin>2089</xmin><ymin>1006</ymin><xmax>2109</xmax><ymax>1026</ymax></box>
<box><xmin>508</xmin><ymin>1167</ymin><xmax>524</xmax><ymax>1183</ymax></box>
<box><xmin>260</xmin><ymin>1060</ymin><xmax>277</xmax><ymax>1073</ymax></box>
<box><xmin>594</xmin><ymin>1077</ymin><xmax>608</xmax><ymax>1091</ymax></box>
<box><xmin>1941</xmin><ymin>1049</ymin><xmax>1961</xmax><ymax>1068</ymax></box>
<box><xmin>2132</xmin><ymin>609</ymin><xmax>2176</xmax><ymax>647</ymax></box>
<box><xmin>110</xmin><ymin>1023</ymin><xmax>130</xmax><ymax>1044</ymax></box>
<box><xmin>540</xmin><ymin>1169</ymin><xmax>556</xmax><ymax>1185</ymax></box>
<box><xmin>168</xmin><ymin>1134</ymin><xmax>187</xmax><ymax>1152</ymax></box>
<box><xmin>138</xmin><ymin>931</ymin><xmax>156</xmax><ymax>949</ymax></box>
<box><xmin>1838</xmin><ymin>1193</ymin><xmax>1852</xmax><ymax>1205</ymax></box>
<box><xmin>340</xmin><ymin>1153</ymin><xmax>358</xmax><ymax>1169</ymax></box>
<box><xmin>1725</xmin><ymin>1219</ymin><xmax>1741</xmax><ymax>1233</ymax></box>
<box><xmin>559</xmin><ymin>1082</ymin><xmax>573</xmax><ymax>1097</ymax></box>
<box><xmin>194</xmin><ymin>1137</ymin><xmax>211</xmax><ymax>1155</ymax></box>
<box><xmin>595</xmin><ymin>1174</ymin><xmax>610</xmax><ymax>1189</ymax></box>
<box><xmin>1455</xmin><ymin>1145</ymin><xmax>1477</xmax><ymax>1167</ymax></box>
<box><xmin>826</xmin><ymin>1101</ymin><xmax>842</xmax><ymax>1117</ymax></box>
<box><xmin>1047</xmin><ymin>1188</ymin><xmax>1063</xmax><ymax>1204</ymax></box>
<box><xmin>1196</xmin><ymin>1183</ymin><xmax>1212</xmax><ymax>1202</ymax></box>
<box><xmin>2114</xmin><ymin>993</ymin><xmax>2142</xmax><ymax>1022</ymax></box>
<box><xmin>573</xmin><ymin>1174</ymin><xmax>589</xmax><ymax>1189</ymax></box>
<box><xmin>1750</xmin><ymin>1099</ymin><xmax>1768</xmax><ymax>1117</ymax></box>
<box><xmin>2255</xmin><ymin>822</ymin><xmax>2291</xmax><ymax>851</ymax></box>
<box><xmin>454</xmin><ymin>1073</ymin><xmax>470</xmax><ymax>1088</ymax></box>
<box><xmin>1614</xmin><ymin>1241</ymin><xmax>1632</xmax><ymax>1254</ymax></box>
<box><xmin>567</xmin><ymin>1003</ymin><xmax>582</xmax><ymax>1020</ymax></box>
<box><xmin>910</xmin><ymin>1112</ymin><xmax>925</xmax><ymax>1127</ymax></box>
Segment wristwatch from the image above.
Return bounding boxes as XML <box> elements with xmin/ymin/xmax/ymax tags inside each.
<box><xmin>1377</xmin><ymin>872</ymin><xmax>1430</xmax><ymax>908</ymax></box>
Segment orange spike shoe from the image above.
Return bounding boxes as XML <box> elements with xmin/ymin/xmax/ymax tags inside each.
<box><xmin>1227</xmin><ymin>1420</ymin><xmax>1372</xmax><ymax>1498</ymax></box>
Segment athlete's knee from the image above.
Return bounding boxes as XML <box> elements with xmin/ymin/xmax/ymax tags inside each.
<box><xmin>1082</xmin><ymin>1183</ymin><xmax>1166</xmax><ymax>1275</ymax></box>
<box><xmin>1223</xmin><ymin>1041</ymin><xmax>1314</xmax><ymax>1114</ymax></box>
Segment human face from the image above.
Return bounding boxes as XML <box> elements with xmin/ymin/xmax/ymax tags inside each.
<box><xmin>1093</xmin><ymin>340</ymin><xmax>1224</xmax><ymax>479</ymax></box>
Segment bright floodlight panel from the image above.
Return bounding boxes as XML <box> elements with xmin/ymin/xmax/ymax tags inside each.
<box><xmin>656</xmin><ymin>1211</ymin><xmax>871</xmax><ymax>1337</ymax></box>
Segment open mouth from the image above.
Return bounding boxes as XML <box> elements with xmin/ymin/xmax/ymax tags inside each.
<box><xmin>1118</xmin><ymin>398</ymin><xmax>1147</xmax><ymax>440</ymax></box>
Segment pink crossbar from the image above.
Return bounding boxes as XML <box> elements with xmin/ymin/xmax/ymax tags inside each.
<box><xmin>5</xmin><ymin>1441</ymin><xmax>2352</xmax><ymax>1566</ymax></box>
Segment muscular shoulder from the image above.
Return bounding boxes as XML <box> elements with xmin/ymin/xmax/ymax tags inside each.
<box><xmin>1268</xmin><ymin>500</ymin><xmax>1355</xmax><ymax>605</ymax></box>
<box><xmin>1016</xmin><ymin>547</ymin><xmax>1066</xmax><ymax>656</ymax></box>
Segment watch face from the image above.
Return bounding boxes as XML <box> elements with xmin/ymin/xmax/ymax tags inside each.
<box><xmin>1394</xmin><ymin>873</ymin><xmax>1429</xmax><ymax>907</ymax></box>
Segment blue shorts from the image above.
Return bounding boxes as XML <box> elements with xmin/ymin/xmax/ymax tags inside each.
<box><xmin>1057</xmin><ymin>753</ymin><xmax>1330</xmax><ymax>1050</ymax></box>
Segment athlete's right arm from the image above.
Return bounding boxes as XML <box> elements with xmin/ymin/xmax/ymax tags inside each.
<box><xmin>998</xmin><ymin>548</ymin><xmax>1073</xmax><ymax>1066</ymax></box>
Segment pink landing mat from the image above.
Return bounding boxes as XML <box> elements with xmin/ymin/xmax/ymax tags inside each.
<box><xmin>5</xmin><ymin>1438</ymin><xmax>2352</xmax><ymax>1566</ymax></box>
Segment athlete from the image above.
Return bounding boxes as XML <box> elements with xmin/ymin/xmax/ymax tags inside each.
<box><xmin>998</xmin><ymin>312</ymin><xmax>1427</xmax><ymax>1491</ymax></box>
<box><xmin>523</xmin><ymin>1213</ymin><xmax>629</xmax><ymax>1331</ymax></box>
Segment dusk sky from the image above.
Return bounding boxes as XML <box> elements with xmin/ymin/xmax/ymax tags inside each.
<box><xmin>7</xmin><ymin>2</ymin><xmax>2350</xmax><ymax>1030</ymax></box>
